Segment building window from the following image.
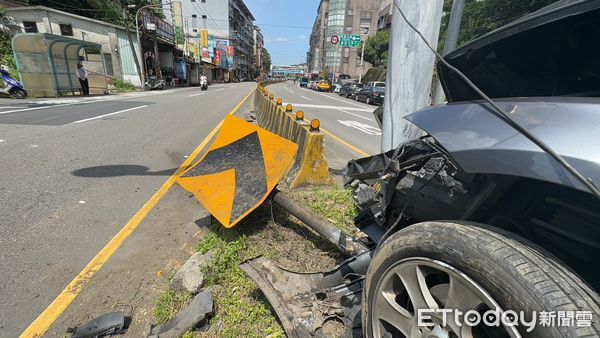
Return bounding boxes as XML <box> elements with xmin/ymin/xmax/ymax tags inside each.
<box><xmin>192</xmin><ymin>14</ymin><xmax>197</xmax><ymax>18</ymax></box>
<box><xmin>22</xmin><ymin>21</ymin><xmax>38</xmax><ymax>33</ymax></box>
<box><xmin>346</xmin><ymin>26</ymin><xmax>352</xmax><ymax>32</ymax></box>
<box><xmin>202</xmin><ymin>15</ymin><xmax>207</xmax><ymax>19</ymax></box>
<box><xmin>59</xmin><ymin>24</ymin><xmax>73</xmax><ymax>36</ymax></box>
<box><xmin>193</xmin><ymin>29</ymin><xmax>198</xmax><ymax>32</ymax></box>
<box><xmin>360</xmin><ymin>11</ymin><xmax>372</xmax><ymax>20</ymax></box>
<box><xmin>202</xmin><ymin>0</ymin><xmax>206</xmax><ymax>2</ymax></box>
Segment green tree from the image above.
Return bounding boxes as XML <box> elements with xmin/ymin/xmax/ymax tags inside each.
<box><xmin>358</xmin><ymin>30</ymin><xmax>389</xmax><ymax>68</ymax></box>
<box><xmin>438</xmin><ymin>0</ymin><xmax>560</xmax><ymax>52</ymax></box>
<box><xmin>262</xmin><ymin>48</ymin><xmax>271</xmax><ymax>72</ymax></box>
<box><xmin>0</xmin><ymin>6</ymin><xmax>18</xmax><ymax>78</ymax></box>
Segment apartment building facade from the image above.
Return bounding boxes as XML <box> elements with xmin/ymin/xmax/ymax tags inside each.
<box><xmin>164</xmin><ymin>0</ymin><xmax>258</xmax><ymax>80</ymax></box>
<box><xmin>253</xmin><ymin>26</ymin><xmax>264</xmax><ymax>78</ymax></box>
<box><xmin>307</xmin><ymin>0</ymin><xmax>385</xmax><ymax>79</ymax></box>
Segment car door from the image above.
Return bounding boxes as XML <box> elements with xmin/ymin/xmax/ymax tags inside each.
<box><xmin>358</xmin><ymin>87</ymin><xmax>369</xmax><ymax>102</ymax></box>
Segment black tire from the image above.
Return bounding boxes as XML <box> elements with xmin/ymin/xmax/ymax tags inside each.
<box><xmin>363</xmin><ymin>221</ymin><xmax>600</xmax><ymax>338</ymax></box>
<box><xmin>366</xmin><ymin>97</ymin><xmax>371</xmax><ymax>104</ymax></box>
<box><xmin>10</xmin><ymin>88</ymin><xmax>27</xmax><ymax>99</ymax></box>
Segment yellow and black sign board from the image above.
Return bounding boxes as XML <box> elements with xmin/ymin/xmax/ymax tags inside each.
<box><xmin>177</xmin><ymin>115</ymin><xmax>298</xmax><ymax>228</ymax></box>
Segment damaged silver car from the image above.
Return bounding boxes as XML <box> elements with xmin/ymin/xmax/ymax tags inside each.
<box><xmin>243</xmin><ymin>1</ymin><xmax>600</xmax><ymax>337</ymax></box>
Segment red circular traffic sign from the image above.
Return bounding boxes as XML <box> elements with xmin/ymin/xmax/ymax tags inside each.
<box><xmin>331</xmin><ymin>35</ymin><xmax>339</xmax><ymax>44</ymax></box>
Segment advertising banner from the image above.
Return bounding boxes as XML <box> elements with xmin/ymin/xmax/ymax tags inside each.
<box><xmin>193</xmin><ymin>43</ymin><xmax>201</xmax><ymax>63</ymax></box>
<box><xmin>208</xmin><ymin>35</ymin><xmax>215</xmax><ymax>59</ymax></box>
<box><xmin>173</xmin><ymin>1</ymin><xmax>184</xmax><ymax>48</ymax></box>
<box><xmin>201</xmin><ymin>29</ymin><xmax>209</xmax><ymax>48</ymax></box>
<box><xmin>214</xmin><ymin>49</ymin><xmax>221</xmax><ymax>66</ymax></box>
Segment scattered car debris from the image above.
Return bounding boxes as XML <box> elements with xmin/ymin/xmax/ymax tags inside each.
<box><xmin>147</xmin><ymin>292</ymin><xmax>214</xmax><ymax>338</ymax></box>
<box><xmin>67</xmin><ymin>311</ymin><xmax>128</xmax><ymax>338</ymax></box>
<box><xmin>240</xmin><ymin>251</ymin><xmax>372</xmax><ymax>337</ymax></box>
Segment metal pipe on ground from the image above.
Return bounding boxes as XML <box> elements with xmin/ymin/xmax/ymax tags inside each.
<box><xmin>272</xmin><ymin>190</ymin><xmax>369</xmax><ymax>256</ymax></box>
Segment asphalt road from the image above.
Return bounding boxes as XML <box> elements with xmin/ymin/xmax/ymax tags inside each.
<box><xmin>266</xmin><ymin>81</ymin><xmax>382</xmax><ymax>167</ymax></box>
<box><xmin>0</xmin><ymin>82</ymin><xmax>255</xmax><ymax>337</ymax></box>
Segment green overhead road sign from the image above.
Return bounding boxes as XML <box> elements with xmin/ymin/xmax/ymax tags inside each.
<box><xmin>340</xmin><ymin>34</ymin><xmax>361</xmax><ymax>48</ymax></box>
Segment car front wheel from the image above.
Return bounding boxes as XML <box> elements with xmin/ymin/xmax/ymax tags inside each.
<box><xmin>363</xmin><ymin>221</ymin><xmax>600</xmax><ymax>338</ymax></box>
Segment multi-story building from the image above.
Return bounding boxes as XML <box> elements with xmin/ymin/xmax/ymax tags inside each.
<box><xmin>253</xmin><ymin>26</ymin><xmax>264</xmax><ymax>77</ymax></box>
<box><xmin>308</xmin><ymin>0</ymin><xmax>328</xmax><ymax>75</ymax></box>
<box><xmin>163</xmin><ymin>0</ymin><xmax>257</xmax><ymax>81</ymax></box>
<box><xmin>377</xmin><ymin>0</ymin><xmax>393</xmax><ymax>31</ymax></box>
<box><xmin>307</xmin><ymin>0</ymin><xmax>385</xmax><ymax>80</ymax></box>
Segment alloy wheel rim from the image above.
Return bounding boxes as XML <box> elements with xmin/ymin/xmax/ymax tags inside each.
<box><xmin>371</xmin><ymin>257</ymin><xmax>521</xmax><ymax>338</ymax></box>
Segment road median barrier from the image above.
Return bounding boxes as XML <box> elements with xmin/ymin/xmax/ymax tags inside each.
<box><xmin>255</xmin><ymin>83</ymin><xmax>332</xmax><ymax>187</ymax></box>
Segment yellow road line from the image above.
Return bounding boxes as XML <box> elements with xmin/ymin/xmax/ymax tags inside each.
<box><xmin>320</xmin><ymin>127</ymin><xmax>370</xmax><ymax>157</ymax></box>
<box><xmin>20</xmin><ymin>88</ymin><xmax>255</xmax><ymax>338</ymax></box>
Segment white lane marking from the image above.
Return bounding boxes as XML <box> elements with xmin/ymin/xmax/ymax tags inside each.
<box><xmin>283</xmin><ymin>103</ymin><xmax>372</xmax><ymax>112</ymax></box>
<box><xmin>79</xmin><ymin>200</ymin><xmax>86</xmax><ymax>204</ymax></box>
<box><xmin>70</xmin><ymin>105</ymin><xmax>148</xmax><ymax>124</ymax></box>
<box><xmin>338</xmin><ymin>120</ymin><xmax>382</xmax><ymax>135</ymax></box>
<box><xmin>319</xmin><ymin>93</ymin><xmax>373</xmax><ymax>108</ymax></box>
<box><xmin>0</xmin><ymin>102</ymin><xmax>79</xmax><ymax>115</ymax></box>
<box><xmin>29</xmin><ymin>144</ymin><xmax>39</xmax><ymax>148</ymax></box>
<box><xmin>0</xmin><ymin>106</ymin><xmax>23</xmax><ymax>109</ymax></box>
<box><xmin>300</xmin><ymin>95</ymin><xmax>312</xmax><ymax>101</ymax></box>
<box><xmin>188</xmin><ymin>92</ymin><xmax>205</xmax><ymax>97</ymax></box>
<box><xmin>0</xmin><ymin>139</ymin><xmax>5</xmax><ymax>142</ymax></box>
<box><xmin>215</xmin><ymin>88</ymin><xmax>224</xmax><ymax>91</ymax></box>
<box><xmin>337</xmin><ymin>108</ymin><xmax>373</xmax><ymax>121</ymax></box>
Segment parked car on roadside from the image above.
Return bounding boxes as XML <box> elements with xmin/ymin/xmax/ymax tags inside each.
<box><xmin>364</xmin><ymin>81</ymin><xmax>386</xmax><ymax>89</ymax></box>
<box><xmin>333</xmin><ymin>82</ymin><xmax>343</xmax><ymax>93</ymax></box>
<box><xmin>299</xmin><ymin>78</ymin><xmax>309</xmax><ymax>87</ymax></box>
<box><xmin>316</xmin><ymin>80</ymin><xmax>332</xmax><ymax>92</ymax></box>
<box><xmin>340</xmin><ymin>82</ymin><xmax>364</xmax><ymax>99</ymax></box>
<box><xmin>356</xmin><ymin>86</ymin><xmax>385</xmax><ymax>105</ymax></box>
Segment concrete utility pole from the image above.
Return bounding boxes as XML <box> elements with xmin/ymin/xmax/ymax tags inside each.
<box><xmin>433</xmin><ymin>0</ymin><xmax>465</xmax><ymax>104</ymax></box>
<box><xmin>321</xmin><ymin>25</ymin><xmax>327</xmax><ymax>78</ymax></box>
<box><xmin>123</xmin><ymin>7</ymin><xmax>144</xmax><ymax>89</ymax></box>
<box><xmin>381</xmin><ymin>0</ymin><xmax>444</xmax><ymax>152</ymax></box>
<box><xmin>123</xmin><ymin>7</ymin><xmax>144</xmax><ymax>91</ymax></box>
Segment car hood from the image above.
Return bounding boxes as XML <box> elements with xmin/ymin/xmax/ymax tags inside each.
<box><xmin>438</xmin><ymin>0</ymin><xmax>600</xmax><ymax>102</ymax></box>
<box><xmin>405</xmin><ymin>97</ymin><xmax>600</xmax><ymax>194</ymax></box>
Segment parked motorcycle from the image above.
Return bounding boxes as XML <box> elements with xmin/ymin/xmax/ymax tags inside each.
<box><xmin>144</xmin><ymin>76</ymin><xmax>166</xmax><ymax>90</ymax></box>
<box><xmin>0</xmin><ymin>66</ymin><xmax>27</xmax><ymax>99</ymax></box>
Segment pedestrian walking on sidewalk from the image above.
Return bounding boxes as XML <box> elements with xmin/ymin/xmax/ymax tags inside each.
<box><xmin>76</xmin><ymin>63</ymin><xmax>89</xmax><ymax>96</ymax></box>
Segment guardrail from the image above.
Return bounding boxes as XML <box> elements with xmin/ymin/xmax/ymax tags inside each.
<box><xmin>255</xmin><ymin>82</ymin><xmax>332</xmax><ymax>187</ymax></box>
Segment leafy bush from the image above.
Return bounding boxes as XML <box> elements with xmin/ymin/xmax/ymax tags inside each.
<box><xmin>113</xmin><ymin>79</ymin><xmax>136</xmax><ymax>92</ymax></box>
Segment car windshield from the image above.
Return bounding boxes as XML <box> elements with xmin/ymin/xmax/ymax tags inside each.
<box><xmin>373</xmin><ymin>87</ymin><xmax>385</xmax><ymax>92</ymax></box>
<box><xmin>374</xmin><ymin>83</ymin><xmax>385</xmax><ymax>87</ymax></box>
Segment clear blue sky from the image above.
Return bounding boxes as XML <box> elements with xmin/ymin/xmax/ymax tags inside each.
<box><xmin>245</xmin><ymin>0</ymin><xmax>320</xmax><ymax>66</ymax></box>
